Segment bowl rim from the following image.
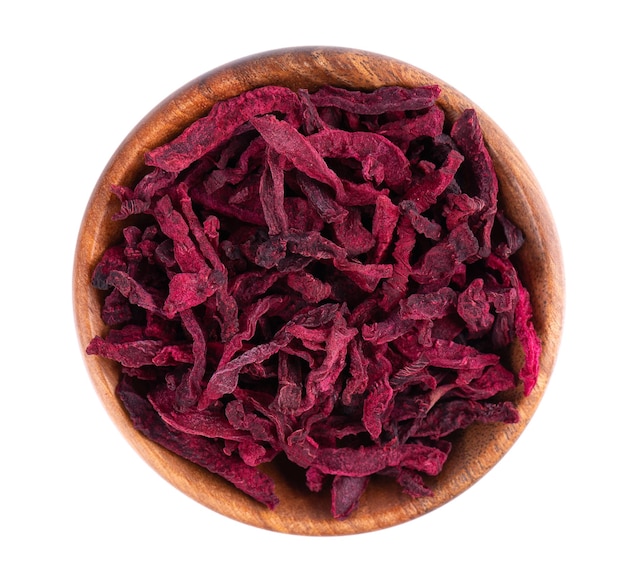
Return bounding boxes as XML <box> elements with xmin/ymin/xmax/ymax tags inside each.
<box><xmin>73</xmin><ymin>46</ymin><xmax>565</xmax><ymax>536</ymax></box>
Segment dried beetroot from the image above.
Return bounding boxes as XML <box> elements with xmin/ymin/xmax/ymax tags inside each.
<box><xmin>87</xmin><ymin>84</ymin><xmax>540</xmax><ymax>520</ymax></box>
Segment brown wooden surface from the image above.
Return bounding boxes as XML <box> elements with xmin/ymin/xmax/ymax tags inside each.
<box><xmin>73</xmin><ymin>47</ymin><xmax>565</xmax><ymax>536</ymax></box>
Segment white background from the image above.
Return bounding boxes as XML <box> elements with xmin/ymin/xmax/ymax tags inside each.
<box><xmin>2</xmin><ymin>1</ymin><xmax>624</xmax><ymax>581</ymax></box>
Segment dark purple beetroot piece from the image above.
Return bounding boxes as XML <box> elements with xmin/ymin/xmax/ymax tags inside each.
<box><xmin>87</xmin><ymin>84</ymin><xmax>540</xmax><ymax>520</ymax></box>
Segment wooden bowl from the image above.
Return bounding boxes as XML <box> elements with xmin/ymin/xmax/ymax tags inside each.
<box><xmin>73</xmin><ymin>47</ymin><xmax>564</xmax><ymax>535</ymax></box>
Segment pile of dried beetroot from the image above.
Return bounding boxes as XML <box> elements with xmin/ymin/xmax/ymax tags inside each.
<box><xmin>87</xmin><ymin>84</ymin><xmax>540</xmax><ymax>519</ymax></box>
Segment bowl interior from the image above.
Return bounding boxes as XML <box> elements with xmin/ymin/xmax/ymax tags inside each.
<box><xmin>73</xmin><ymin>47</ymin><xmax>564</xmax><ymax>535</ymax></box>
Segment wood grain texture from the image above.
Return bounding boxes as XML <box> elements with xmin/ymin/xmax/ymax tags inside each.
<box><xmin>73</xmin><ymin>47</ymin><xmax>565</xmax><ymax>536</ymax></box>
